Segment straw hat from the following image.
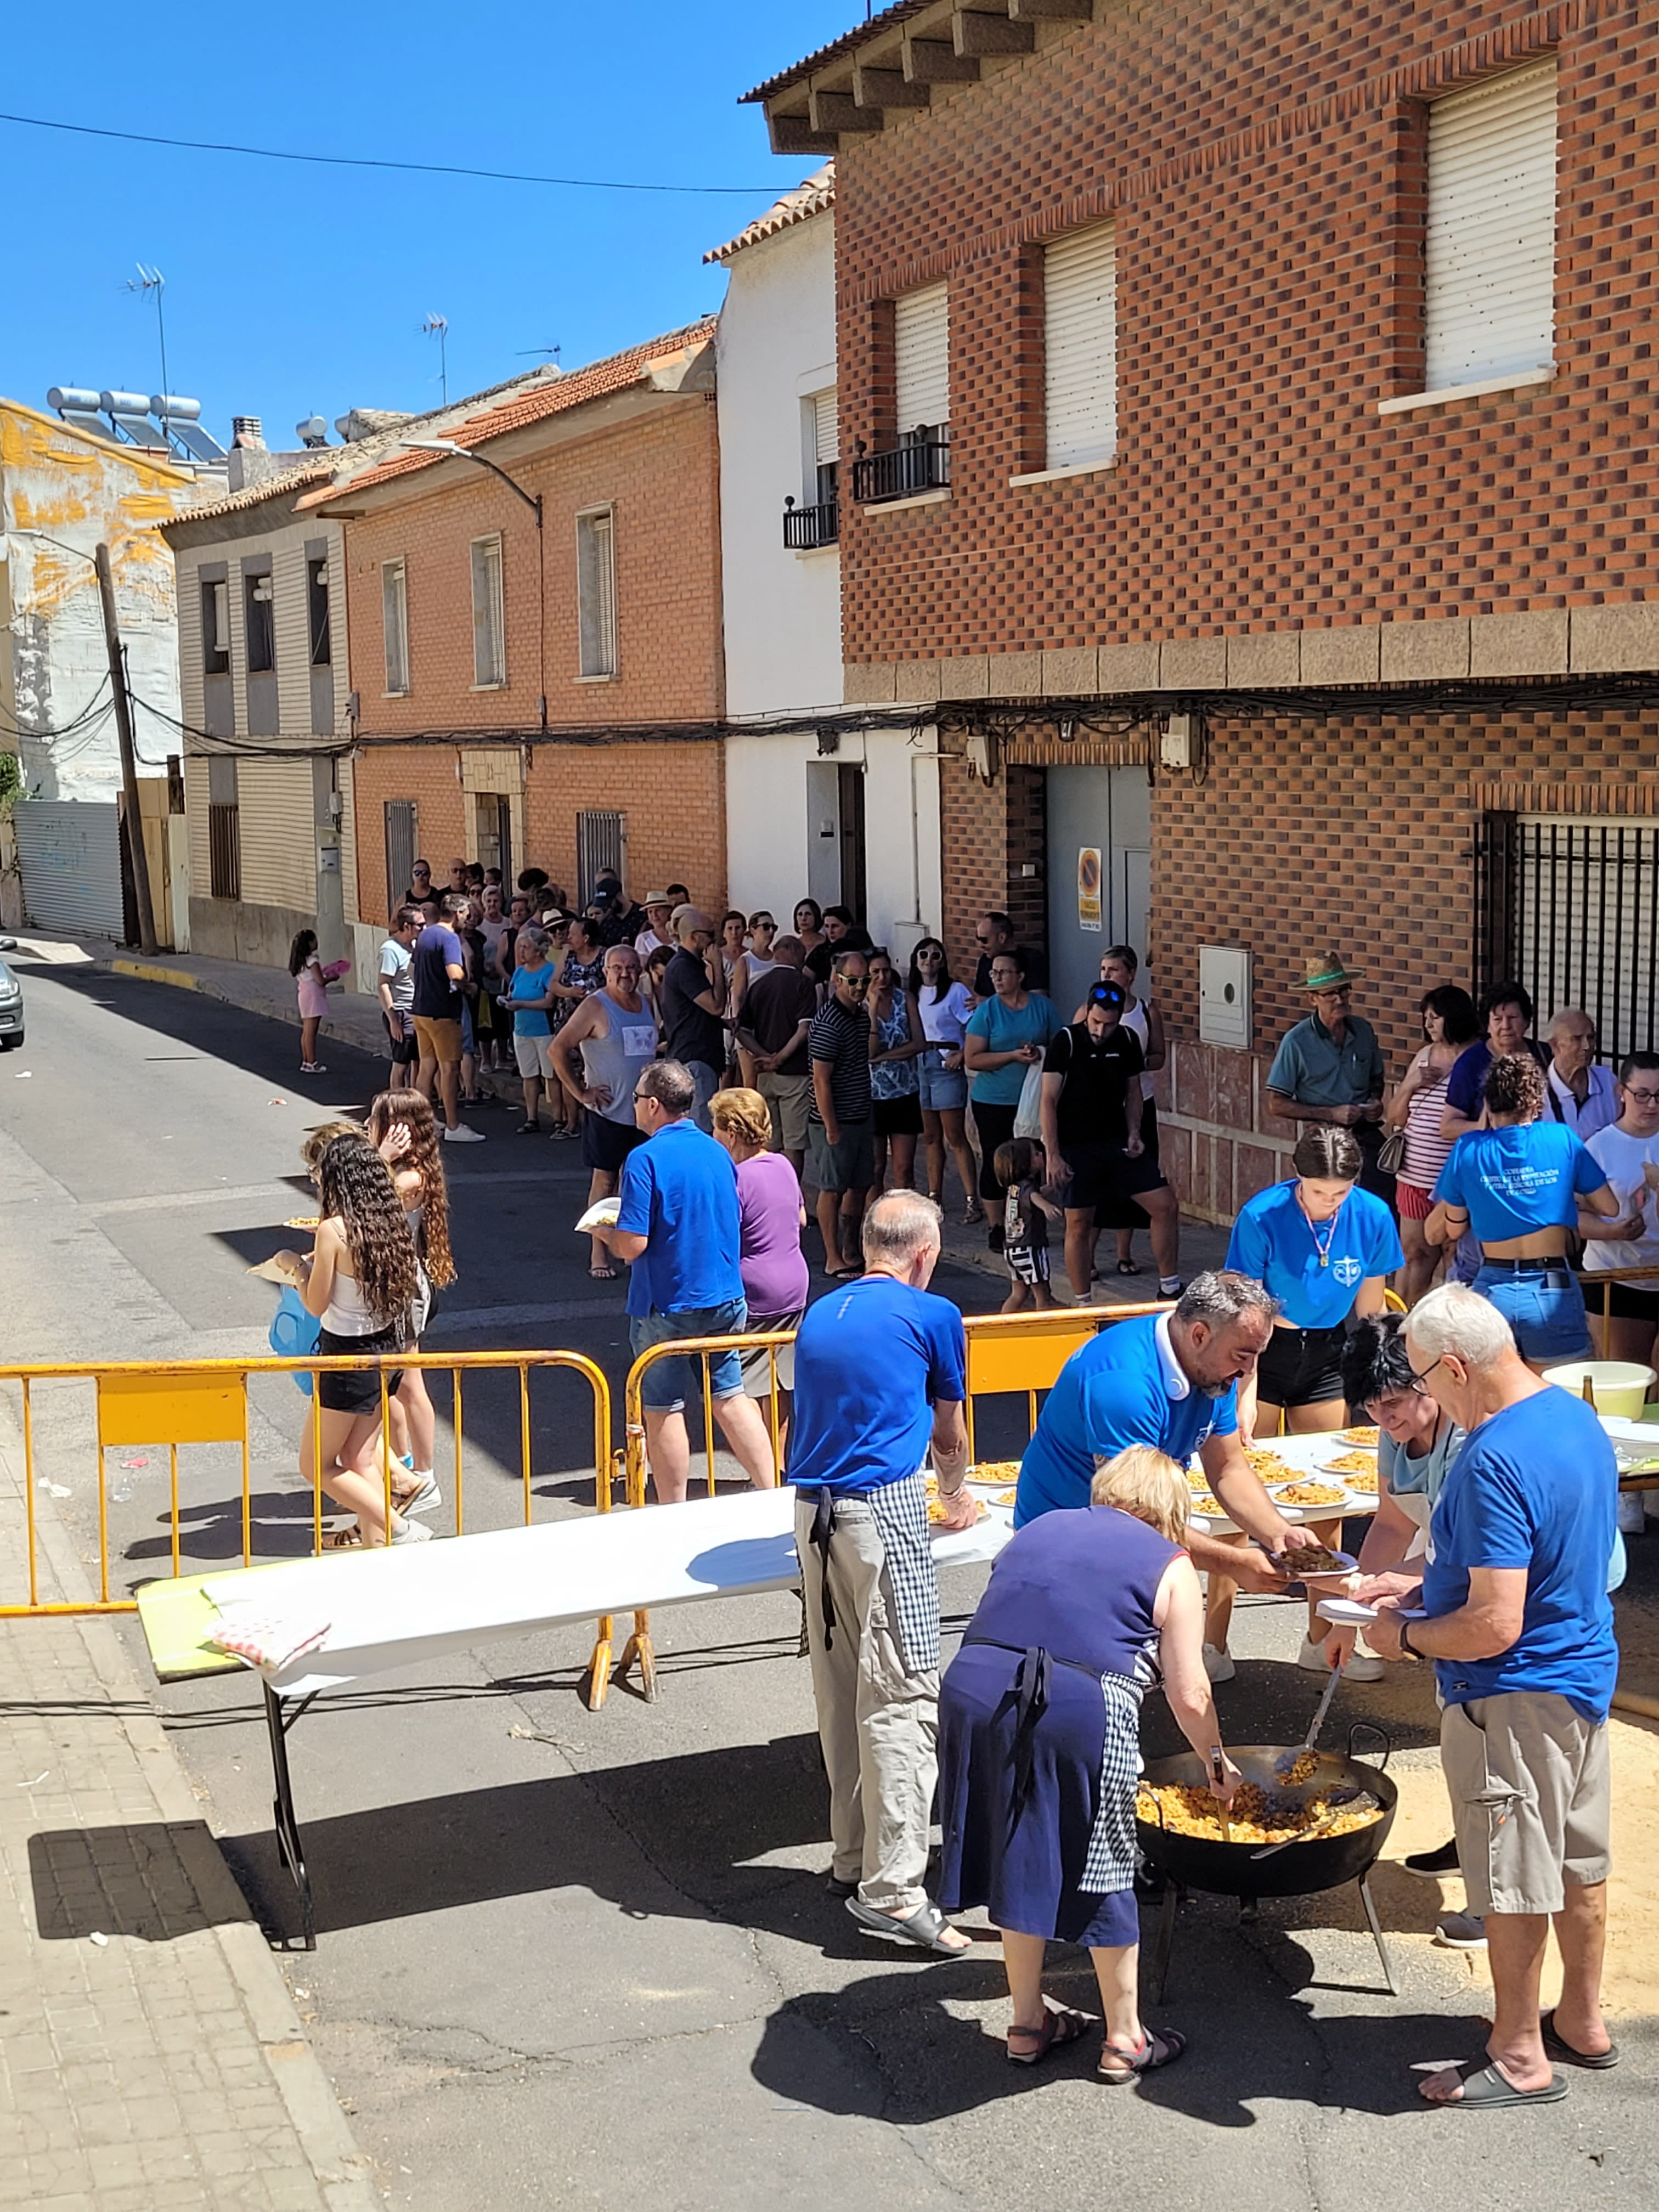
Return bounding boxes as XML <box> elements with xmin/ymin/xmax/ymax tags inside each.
<box><xmin>1300</xmin><ymin>951</ymin><xmax>1362</xmax><ymax>991</ymax></box>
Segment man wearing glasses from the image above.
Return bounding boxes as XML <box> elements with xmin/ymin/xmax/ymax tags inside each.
<box><xmin>809</xmin><ymin>952</ymin><xmax>876</xmax><ymax>1277</ymax></box>
<box><xmin>971</xmin><ymin>912</ymin><xmax>1047</xmax><ymax>1001</ymax></box>
<box><xmin>1580</xmin><ymin>1049</ymin><xmax>1659</xmax><ymax>1365</ymax></box>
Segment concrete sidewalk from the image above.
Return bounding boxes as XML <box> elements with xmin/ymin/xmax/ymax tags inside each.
<box><xmin>0</xmin><ymin>1420</ymin><xmax>378</xmax><ymax>2209</ymax></box>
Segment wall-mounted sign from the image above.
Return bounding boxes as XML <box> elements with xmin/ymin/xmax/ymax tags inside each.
<box><xmin>1077</xmin><ymin>846</ymin><xmax>1102</xmax><ymax>932</ymax></box>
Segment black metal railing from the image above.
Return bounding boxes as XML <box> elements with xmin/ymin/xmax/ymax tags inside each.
<box><xmin>851</xmin><ymin>428</ymin><xmax>950</xmax><ymax>505</ymax></box>
<box><xmin>1477</xmin><ymin>811</ymin><xmax>1659</xmax><ymax>1063</ymax></box>
<box><xmin>783</xmin><ymin>497</ymin><xmax>839</xmax><ymax>549</ymax></box>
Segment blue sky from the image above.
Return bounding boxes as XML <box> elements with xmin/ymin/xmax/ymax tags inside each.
<box><xmin>2</xmin><ymin>2</ymin><xmax>851</xmax><ymax>448</ymax></box>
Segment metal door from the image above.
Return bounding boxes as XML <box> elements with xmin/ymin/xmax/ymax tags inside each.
<box><xmin>1045</xmin><ymin>765</ymin><xmax>1150</xmax><ymax>1018</ymax></box>
<box><xmin>14</xmin><ymin>800</ymin><xmax>125</xmax><ymax>938</ymax></box>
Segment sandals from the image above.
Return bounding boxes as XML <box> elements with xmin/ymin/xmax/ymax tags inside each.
<box><xmin>321</xmin><ymin>1525</ymin><xmax>364</xmax><ymax>1550</ymax></box>
<box><xmin>1422</xmin><ymin>2052</ymin><xmax>1567</xmax><ymax>2107</ymax></box>
<box><xmin>1116</xmin><ymin>1259</ymin><xmax>1142</xmax><ymax>1276</ymax></box>
<box><xmin>589</xmin><ymin>1263</ymin><xmax>619</xmax><ymax>1280</ymax></box>
<box><xmin>516</xmin><ymin>1121</ymin><xmax>541</xmax><ymax>1135</ymax></box>
<box><xmin>1007</xmin><ymin>2007</ymin><xmax>1092</xmax><ymax>2066</ymax></box>
<box><xmin>1541</xmin><ymin>2011</ymin><xmax>1619</xmax><ymax>2069</ymax></box>
<box><xmin>844</xmin><ymin>1896</ymin><xmax>967</xmax><ymax>1955</ymax></box>
<box><xmin>1097</xmin><ymin>2025</ymin><xmax>1188</xmax><ymax>2084</ymax></box>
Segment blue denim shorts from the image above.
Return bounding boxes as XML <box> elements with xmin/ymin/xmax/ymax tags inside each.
<box><xmin>630</xmin><ymin>1299</ymin><xmax>747</xmax><ymax>1412</ymax></box>
<box><xmin>1472</xmin><ymin>1265</ymin><xmax>1591</xmax><ymax>1363</ymax></box>
<box><xmin>917</xmin><ymin>1046</ymin><xmax>967</xmax><ymax>1113</ymax></box>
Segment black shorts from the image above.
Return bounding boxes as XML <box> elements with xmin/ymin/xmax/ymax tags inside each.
<box><xmin>384</xmin><ymin>1015</ymin><xmax>417</xmax><ymax>1067</ymax></box>
<box><xmin>1062</xmin><ymin>1140</ymin><xmax>1168</xmax><ymax>1214</ymax></box>
<box><xmin>317</xmin><ymin>1324</ymin><xmax>405</xmax><ymax>1414</ymax></box>
<box><xmin>873</xmin><ymin>1092</ymin><xmax>923</xmax><ymax>1138</ymax></box>
<box><xmin>1256</xmin><ymin>1322</ymin><xmax>1347</xmax><ymax>1409</ymax></box>
<box><xmin>1584</xmin><ymin>1278</ymin><xmax>1659</xmax><ymax>1322</ymax></box>
<box><xmin>583</xmin><ymin>1113</ymin><xmax>646</xmax><ymax>1174</ymax></box>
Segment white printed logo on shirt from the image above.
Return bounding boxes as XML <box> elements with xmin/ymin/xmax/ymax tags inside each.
<box><xmin>619</xmin><ymin>1023</ymin><xmax>657</xmax><ymax>1059</ymax></box>
<box><xmin>1333</xmin><ymin>1255</ymin><xmax>1363</xmax><ymax>1288</ymax></box>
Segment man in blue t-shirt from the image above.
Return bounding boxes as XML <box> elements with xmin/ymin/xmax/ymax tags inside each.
<box><xmin>789</xmin><ymin>1190</ymin><xmax>977</xmax><ymax>1955</ymax></box>
<box><xmin>1365</xmin><ymin>1284</ymin><xmax>1618</xmax><ymax>2106</ymax></box>
<box><xmin>597</xmin><ymin>1059</ymin><xmax>775</xmax><ymax>1502</ymax></box>
<box><xmin>411</xmin><ymin>894</ymin><xmax>482</xmax><ymax>1141</ymax></box>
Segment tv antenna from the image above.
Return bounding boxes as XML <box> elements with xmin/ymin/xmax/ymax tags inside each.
<box><xmin>516</xmin><ymin>344</ymin><xmax>561</xmax><ymax>362</ymax></box>
<box><xmin>123</xmin><ymin>263</ymin><xmax>170</xmax><ymax>412</ymax></box>
<box><xmin>421</xmin><ymin>312</ymin><xmax>449</xmax><ymax>403</ymax></box>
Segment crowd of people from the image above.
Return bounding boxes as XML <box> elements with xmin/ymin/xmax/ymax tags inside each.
<box><xmin>282</xmin><ymin>875</ymin><xmax>1638</xmax><ymax>2113</ymax></box>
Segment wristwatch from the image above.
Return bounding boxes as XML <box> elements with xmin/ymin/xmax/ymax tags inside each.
<box><xmin>1398</xmin><ymin>1620</ymin><xmax>1420</xmax><ymax>1661</ymax></box>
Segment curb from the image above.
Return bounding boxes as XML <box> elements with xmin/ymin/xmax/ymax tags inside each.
<box><xmin>7</xmin><ymin>1431</ymin><xmax>382</xmax><ymax>2210</ymax></box>
<box><xmin>101</xmin><ymin>952</ymin><xmax>390</xmax><ymax>1060</ymax></box>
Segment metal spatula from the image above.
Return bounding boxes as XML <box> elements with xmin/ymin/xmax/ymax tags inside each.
<box><xmin>1273</xmin><ymin>1658</ymin><xmax>1344</xmax><ymax>1779</ymax></box>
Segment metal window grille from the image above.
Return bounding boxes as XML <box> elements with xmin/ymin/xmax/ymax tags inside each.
<box><xmin>1476</xmin><ymin>812</ymin><xmax>1659</xmax><ymax>1062</ymax></box>
<box><xmin>577</xmin><ymin>510</ymin><xmax>617</xmax><ymax>678</ymax></box>
<box><xmin>208</xmin><ymin>804</ymin><xmax>241</xmax><ymax>901</ymax></box>
<box><xmin>384</xmin><ymin>800</ymin><xmax>417</xmax><ymax>914</ymax></box>
<box><xmin>577</xmin><ymin>809</ymin><xmax>624</xmax><ymax>909</ymax></box>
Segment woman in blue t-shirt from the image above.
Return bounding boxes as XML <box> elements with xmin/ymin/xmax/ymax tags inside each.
<box><xmin>1222</xmin><ymin>1127</ymin><xmax>1404</xmax><ymax>1677</ymax></box>
<box><xmin>1429</xmin><ymin>1051</ymin><xmax>1629</xmax><ymax>1366</ymax></box>
<box><xmin>963</xmin><ymin>951</ymin><xmax>1059</xmax><ymax>1245</ymax></box>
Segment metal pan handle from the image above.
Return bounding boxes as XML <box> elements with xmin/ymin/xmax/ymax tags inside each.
<box><xmin>1347</xmin><ymin>1719</ymin><xmax>1392</xmax><ymax>1770</ymax></box>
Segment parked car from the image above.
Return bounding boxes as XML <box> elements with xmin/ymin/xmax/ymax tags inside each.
<box><xmin>0</xmin><ymin>956</ymin><xmax>23</xmax><ymax>1050</ymax></box>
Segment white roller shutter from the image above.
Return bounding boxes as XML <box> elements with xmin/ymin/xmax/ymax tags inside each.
<box><xmin>14</xmin><ymin>800</ymin><xmax>125</xmax><ymax>938</ymax></box>
<box><xmin>894</xmin><ymin>283</ymin><xmax>949</xmax><ymax>431</ymax></box>
<box><xmin>1044</xmin><ymin>222</ymin><xmax>1117</xmax><ymax>470</ymax></box>
<box><xmin>1425</xmin><ymin>60</ymin><xmax>1557</xmax><ymax>389</ymax></box>
<box><xmin>812</xmin><ymin>388</ymin><xmax>839</xmax><ymax>465</ymax></box>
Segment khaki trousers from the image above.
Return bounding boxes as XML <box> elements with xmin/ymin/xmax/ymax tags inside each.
<box><xmin>795</xmin><ymin>1493</ymin><xmax>939</xmax><ymax>1915</ymax></box>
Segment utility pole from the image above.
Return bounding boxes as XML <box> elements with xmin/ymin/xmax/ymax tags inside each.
<box><xmin>94</xmin><ymin>541</ymin><xmax>157</xmax><ymax>955</ymax></box>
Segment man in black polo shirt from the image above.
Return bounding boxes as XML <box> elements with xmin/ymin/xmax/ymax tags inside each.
<box><xmin>739</xmin><ymin>933</ymin><xmax>817</xmax><ymax>1178</ymax></box>
<box><xmin>808</xmin><ymin>950</ymin><xmax>874</xmax><ymax>1276</ymax></box>
<box><xmin>1040</xmin><ymin>980</ymin><xmax>1180</xmax><ymax>1299</ymax></box>
<box><xmin>972</xmin><ymin>911</ymin><xmax>1048</xmax><ymax>1000</ymax></box>
<box><xmin>658</xmin><ymin>906</ymin><xmax>727</xmax><ymax>1129</ymax></box>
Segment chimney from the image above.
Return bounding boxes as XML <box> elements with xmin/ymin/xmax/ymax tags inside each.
<box><xmin>230</xmin><ymin>416</ymin><xmax>266</xmax><ymax>450</ymax></box>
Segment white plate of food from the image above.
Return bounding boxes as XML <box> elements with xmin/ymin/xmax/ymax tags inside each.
<box><xmin>1266</xmin><ymin>1477</ymin><xmax>1353</xmax><ymax>1520</ymax></box>
<box><xmin>575</xmin><ymin>1197</ymin><xmax>623</xmax><ymax>1234</ymax></box>
<box><xmin>1186</xmin><ymin>1492</ymin><xmax>1242</xmax><ymax>1535</ymax></box>
<box><xmin>1317</xmin><ymin>1447</ymin><xmax>1380</xmax><ymax>1485</ymax></box>
<box><xmin>1317</xmin><ymin>1596</ymin><xmax>1427</xmax><ymax>1627</ymax></box>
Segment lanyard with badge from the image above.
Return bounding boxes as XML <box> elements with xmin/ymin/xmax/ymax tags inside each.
<box><xmin>1299</xmin><ymin>1189</ymin><xmax>1345</xmax><ymax>1268</ymax></box>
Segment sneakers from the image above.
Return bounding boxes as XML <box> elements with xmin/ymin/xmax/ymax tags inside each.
<box><xmin>1201</xmin><ymin>1643</ymin><xmax>1236</xmax><ymax>1682</ymax></box>
<box><xmin>443</xmin><ymin>1124</ymin><xmax>485</xmax><ymax>1143</ymax></box>
<box><xmin>299</xmin><ymin>1061</ymin><xmax>327</xmax><ymax>1074</ymax></box>
<box><xmin>1158</xmin><ymin>1277</ymin><xmax>1184</xmax><ymax>1298</ymax></box>
<box><xmin>1404</xmin><ymin>1837</ymin><xmax>1462</xmax><ymax>1879</ymax></box>
<box><xmin>1295</xmin><ymin>1636</ymin><xmax>1384</xmax><ymax>1682</ymax></box>
<box><xmin>1435</xmin><ymin>1910</ymin><xmax>1487</xmax><ymax>1950</ymax></box>
<box><xmin>390</xmin><ymin>1516</ymin><xmax>433</xmax><ymax>1544</ymax></box>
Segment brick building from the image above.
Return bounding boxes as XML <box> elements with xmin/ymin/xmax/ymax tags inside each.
<box><xmin>747</xmin><ymin>0</ymin><xmax>1659</xmax><ymax>1218</ymax></box>
<box><xmin>298</xmin><ymin>325</ymin><xmax>727</xmax><ymax>926</ymax></box>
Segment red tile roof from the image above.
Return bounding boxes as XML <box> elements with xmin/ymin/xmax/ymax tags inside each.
<box><xmin>739</xmin><ymin>2</ymin><xmax>932</xmax><ymax>104</ymax></box>
<box><xmin>705</xmin><ymin>165</ymin><xmax>834</xmax><ymax>264</ymax></box>
<box><xmin>296</xmin><ymin>320</ymin><xmax>717</xmax><ymax>510</ymax></box>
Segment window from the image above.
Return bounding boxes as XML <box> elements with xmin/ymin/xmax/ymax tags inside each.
<box><xmin>202</xmin><ymin>579</ymin><xmax>230</xmax><ymax>674</ymax></box>
<box><xmin>471</xmin><ymin>534</ymin><xmax>506</xmax><ymax>687</ymax></box>
<box><xmin>307</xmin><ymin>555</ymin><xmax>331</xmax><ymax>667</ymax></box>
<box><xmin>810</xmin><ymin>388</ymin><xmax>839</xmax><ymax>505</ymax></box>
<box><xmin>785</xmin><ymin>391</ymin><xmax>840</xmax><ymax>548</ymax></box>
<box><xmin>894</xmin><ymin>281</ymin><xmax>949</xmax><ymax>436</ymax></box>
<box><xmin>1043</xmin><ymin>222</ymin><xmax>1117</xmax><ymax>470</ymax></box>
<box><xmin>383</xmin><ymin>799</ymin><xmax>417</xmax><ymax>911</ymax></box>
<box><xmin>382</xmin><ymin>558</ymin><xmax>410</xmax><ymax>695</ymax></box>
<box><xmin>577</xmin><ymin>509</ymin><xmax>617</xmax><ymax>678</ymax></box>
<box><xmin>244</xmin><ymin>571</ymin><xmax>275</xmax><ymax>674</ymax></box>
<box><xmin>577</xmin><ymin>808</ymin><xmax>624</xmax><ymax>905</ymax></box>
<box><xmin>207</xmin><ymin>755</ymin><xmax>240</xmax><ymax>901</ymax></box>
<box><xmin>1425</xmin><ymin>60</ymin><xmax>1557</xmax><ymax>390</ymax></box>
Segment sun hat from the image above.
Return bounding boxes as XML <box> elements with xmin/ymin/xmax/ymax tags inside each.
<box><xmin>641</xmin><ymin>891</ymin><xmax>673</xmax><ymax>908</ymax></box>
<box><xmin>1301</xmin><ymin>951</ymin><xmax>1362</xmax><ymax>991</ymax></box>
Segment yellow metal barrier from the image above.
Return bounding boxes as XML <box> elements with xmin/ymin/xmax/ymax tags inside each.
<box><xmin>600</xmin><ymin>1300</ymin><xmax>1171</xmax><ymax>1707</ymax></box>
<box><xmin>0</xmin><ymin>1351</ymin><xmax>612</xmax><ymax>1634</ymax></box>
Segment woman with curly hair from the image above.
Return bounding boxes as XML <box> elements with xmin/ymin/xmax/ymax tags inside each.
<box><xmin>272</xmin><ymin>1133</ymin><xmax>431</xmax><ymax>1547</ymax></box>
<box><xmin>366</xmin><ymin>1089</ymin><xmax>456</xmax><ymax>1516</ymax></box>
<box><xmin>1428</xmin><ymin>1051</ymin><xmax>1631</xmax><ymax>1367</ymax></box>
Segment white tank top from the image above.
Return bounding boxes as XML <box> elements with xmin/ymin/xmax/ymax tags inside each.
<box><xmin>1120</xmin><ymin>996</ymin><xmax>1155</xmax><ymax>1101</ymax></box>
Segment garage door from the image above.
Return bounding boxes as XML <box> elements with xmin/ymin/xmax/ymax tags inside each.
<box><xmin>13</xmin><ymin>800</ymin><xmax>125</xmax><ymax>939</ymax></box>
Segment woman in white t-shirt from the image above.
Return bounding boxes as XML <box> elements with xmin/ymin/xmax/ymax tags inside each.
<box><xmin>1581</xmin><ymin>1050</ymin><xmax>1659</xmax><ymax>1363</ymax></box>
<box><xmin>909</xmin><ymin>937</ymin><xmax>981</xmax><ymax>1223</ymax></box>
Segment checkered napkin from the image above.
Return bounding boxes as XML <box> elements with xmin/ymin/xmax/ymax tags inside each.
<box><xmin>205</xmin><ymin>1601</ymin><xmax>331</xmax><ymax>1673</ymax></box>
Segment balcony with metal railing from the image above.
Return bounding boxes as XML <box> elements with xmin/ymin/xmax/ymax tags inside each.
<box><xmin>782</xmin><ymin>496</ymin><xmax>839</xmax><ymax>549</ymax></box>
<box><xmin>850</xmin><ymin>427</ymin><xmax>950</xmax><ymax>505</ymax></box>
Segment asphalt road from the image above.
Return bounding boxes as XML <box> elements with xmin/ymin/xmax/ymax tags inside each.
<box><xmin>2</xmin><ymin>963</ymin><xmax>1654</xmax><ymax>2210</ymax></box>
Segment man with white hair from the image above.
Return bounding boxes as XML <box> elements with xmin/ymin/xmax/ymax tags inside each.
<box><xmin>1364</xmin><ymin>1283</ymin><xmax>1619</xmax><ymax>2107</ymax></box>
<box><xmin>788</xmin><ymin>1191</ymin><xmax>978</xmax><ymax>1956</ymax></box>
<box><xmin>1543</xmin><ymin>1007</ymin><xmax>1618</xmax><ymax>1138</ymax></box>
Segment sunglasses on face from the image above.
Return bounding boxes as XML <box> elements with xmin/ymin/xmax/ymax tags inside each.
<box><xmin>840</xmin><ymin>975</ymin><xmax>870</xmax><ymax>990</ymax></box>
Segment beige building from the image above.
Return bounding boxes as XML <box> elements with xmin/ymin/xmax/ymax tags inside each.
<box><xmin>161</xmin><ymin>465</ymin><xmax>359</xmax><ymax>968</ymax></box>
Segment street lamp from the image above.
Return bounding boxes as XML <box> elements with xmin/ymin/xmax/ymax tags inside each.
<box><xmin>10</xmin><ymin>528</ymin><xmax>159</xmax><ymax>954</ymax></box>
<box><xmin>398</xmin><ymin>439</ymin><xmax>543</xmax><ymax>528</ymax></box>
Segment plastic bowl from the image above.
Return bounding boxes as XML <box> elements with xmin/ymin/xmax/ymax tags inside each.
<box><xmin>1542</xmin><ymin>1359</ymin><xmax>1657</xmax><ymax>1421</ymax></box>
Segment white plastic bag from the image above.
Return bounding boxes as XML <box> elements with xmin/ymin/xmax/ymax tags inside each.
<box><xmin>1013</xmin><ymin>1059</ymin><xmax>1045</xmax><ymax>1141</ymax></box>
